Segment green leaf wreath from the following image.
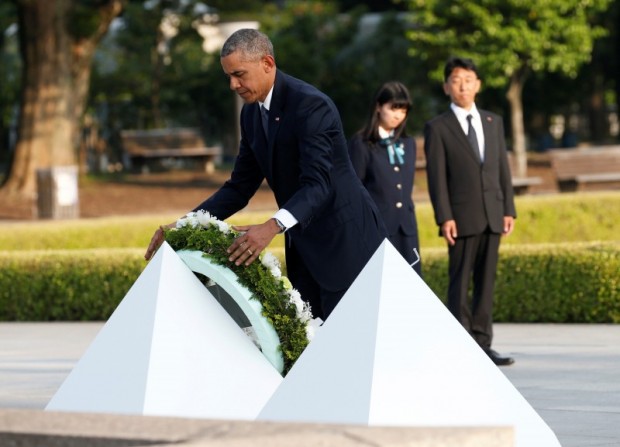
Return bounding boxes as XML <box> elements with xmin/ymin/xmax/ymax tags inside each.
<box><xmin>164</xmin><ymin>211</ymin><xmax>313</xmax><ymax>375</ymax></box>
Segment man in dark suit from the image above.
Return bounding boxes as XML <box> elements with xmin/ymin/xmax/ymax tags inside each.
<box><xmin>424</xmin><ymin>56</ymin><xmax>516</xmax><ymax>366</ymax></box>
<box><xmin>145</xmin><ymin>29</ymin><xmax>387</xmax><ymax>320</ymax></box>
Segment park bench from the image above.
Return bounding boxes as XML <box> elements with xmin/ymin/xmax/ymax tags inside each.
<box><xmin>507</xmin><ymin>153</ymin><xmax>543</xmax><ymax>195</ymax></box>
<box><xmin>121</xmin><ymin>128</ymin><xmax>222</xmax><ymax>174</ymax></box>
<box><xmin>549</xmin><ymin>146</ymin><xmax>620</xmax><ymax>192</ymax></box>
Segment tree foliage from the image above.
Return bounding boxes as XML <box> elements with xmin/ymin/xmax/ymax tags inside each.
<box><xmin>404</xmin><ymin>0</ymin><xmax>612</xmax><ymax>175</ymax></box>
<box><xmin>405</xmin><ymin>0</ymin><xmax>610</xmax><ymax>86</ymax></box>
<box><xmin>261</xmin><ymin>2</ymin><xmax>433</xmax><ymax>136</ymax></box>
<box><xmin>90</xmin><ymin>0</ymin><xmax>241</xmax><ymax>162</ymax></box>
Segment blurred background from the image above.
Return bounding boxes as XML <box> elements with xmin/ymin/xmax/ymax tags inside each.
<box><xmin>0</xmin><ymin>0</ymin><xmax>618</xmax><ymax>206</ymax></box>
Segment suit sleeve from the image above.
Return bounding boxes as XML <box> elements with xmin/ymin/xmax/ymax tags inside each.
<box><xmin>495</xmin><ymin>119</ymin><xmax>517</xmax><ymax>218</ymax></box>
<box><xmin>424</xmin><ymin>121</ymin><xmax>453</xmax><ymax>226</ymax></box>
<box><xmin>279</xmin><ymin>94</ymin><xmax>342</xmax><ymax>227</ymax></box>
<box><xmin>348</xmin><ymin>134</ymin><xmax>370</xmax><ymax>183</ymax></box>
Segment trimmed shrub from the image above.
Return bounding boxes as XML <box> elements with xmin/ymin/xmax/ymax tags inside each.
<box><xmin>1</xmin><ymin>243</ymin><xmax>618</xmax><ymax>323</ymax></box>
<box><xmin>0</xmin><ymin>249</ymin><xmax>144</xmax><ymax>321</ymax></box>
<box><xmin>422</xmin><ymin>242</ymin><xmax>620</xmax><ymax>323</ymax></box>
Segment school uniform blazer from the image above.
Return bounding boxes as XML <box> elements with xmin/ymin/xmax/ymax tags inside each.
<box><xmin>424</xmin><ymin>109</ymin><xmax>516</xmax><ymax>237</ymax></box>
<box><xmin>348</xmin><ymin>134</ymin><xmax>418</xmax><ymax>236</ymax></box>
<box><xmin>194</xmin><ymin>70</ymin><xmax>386</xmax><ymax>292</ymax></box>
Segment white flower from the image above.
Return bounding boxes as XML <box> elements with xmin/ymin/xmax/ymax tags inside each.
<box><xmin>178</xmin><ymin>210</ymin><xmax>231</xmax><ymax>234</ymax></box>
<box><xmin>216</xmin><ymin>220</ymin><xmax>230</xmax><ymax>234</ymax></box>
<box><xmin>261</xmin><ymin>252</ymin><xmax>282</xmax><ymax>278</ymax></box>
<box><xmin>196</xmin><ymin>210</ymin><xmax>212</xmax><ymax>227</ymax></box>
<box><xmin>188</xmin><ymin>216</ymin><xmax>199</xmax><ymax>228</ymax></box>
<box><xmin>305</xmin><ymin>317</ymin><xmax>323</xmax><ymax>341</ymax></box>
<box><xmin>287</xmin><ymin>288</ymin><xmax>312</xmax><ymax>323</ymax></box>
<box><xmin>177</xmin><ymin>211</ymin><xmax>200</xmax><ymax>228</ymax></box>
<box><xmin>176</xmin><ymin>215</ymin><xmax>189</xmax><ymax>228</ymax></box>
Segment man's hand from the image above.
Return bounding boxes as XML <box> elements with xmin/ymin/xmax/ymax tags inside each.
<box><xmin>503</xmin><ymin>216</ymin><xmax>515</xmax><ymax>237</ymax></box>
<box><xmin>228</xmin><ymin>218</ymin><xmax>281</xmax><ymax>266</ymax></box>
<box><xmin>144</xmin><ymin>222</ymin><xmax>175</xmax><ymax>261</ymax></box>
<box><xmin>441</xmin><ymin>219</ymin><xmax>458</xmax><ymax>246</ymax></box>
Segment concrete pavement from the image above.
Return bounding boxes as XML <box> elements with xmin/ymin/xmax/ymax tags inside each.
<box><xmin>1</xmin><ymin>322</ymin><xmax>619</xmax><ymax>446</ymax></box>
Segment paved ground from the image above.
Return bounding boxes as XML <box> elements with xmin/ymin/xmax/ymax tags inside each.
<box><xmin>1</xmin><ymin>322</ymin><xmax>619</xmax><ymax>446</ymax></box>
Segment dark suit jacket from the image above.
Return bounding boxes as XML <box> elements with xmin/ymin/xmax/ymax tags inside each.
<box><xmin>194</xmin><ymin>70</ymin><xmax>386</xmax><ymax>292</ymax></box>
<box><xmin>348</xmin><ymin>134</ymin><xmax>418</xmax><ymax>236</ymax></box>
<box><xmin>424</xmin><ymin>109</ymin><xmax>516</xmax><ymax>237</ymax></box>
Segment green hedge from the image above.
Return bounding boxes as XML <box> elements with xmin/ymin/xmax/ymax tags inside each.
<box><xmin>0</xmin><ymin>249</ymin><xmax>144</xmax><ymax>321</ymax></box>
<box><xmin>423</xmin><ymin>242</ymin><xmax>620</xmax><ymax>323</ymax></box>
<box><xmin>1</xmin><ymin>243</ymin><xmax>618</xmax><ymax>323</ymax></box>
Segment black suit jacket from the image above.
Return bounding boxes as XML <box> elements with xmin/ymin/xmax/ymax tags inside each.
<box><xmin>194</xmin><ymin>70</ymin><xmax>386</xmax><ymax>292</ymax></box>
<box><xmin>424</xmin><ymin>109</ymin><xmax>516</xmax><ymax>237</ymax></box>
<box><xmin>348</xmin><ymin>134</ymin><xmax>418</xmax><ymax>236</ymax></box>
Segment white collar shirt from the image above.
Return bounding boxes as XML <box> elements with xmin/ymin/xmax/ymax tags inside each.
<box><xmin>451</xmin><ymin>102</ymin><xmax>485</xmax><ymax>161</ymax></box>
<box><xmin>259</xmin><ymin>87</ymin><xmax>274</xmax><ymax>112</ymax></box>
<box><xmin>261</xmin><ymin>85</ymin><xmax>298</xmax><ymax>230</ymax></box>
<box><xmin>378</xmin><ymin>126</ymin><xmax>394</xmax><ymax>139</ymax></box>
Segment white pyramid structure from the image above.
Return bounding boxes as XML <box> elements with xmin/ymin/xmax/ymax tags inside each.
<box><xmin>258</xmin><ymin>240</ymin><xmax>560</xmax><ymax>447</ymax></box>
<box><xmin>46</xmin><ymin>242</ymin><xmax>282</xmax><ymax>420</ymax></box>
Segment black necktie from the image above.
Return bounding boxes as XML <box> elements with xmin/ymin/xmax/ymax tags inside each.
<box><xmin>260</xmin><ymin>105</ymin><xmax>269</xmax><ymax>136</ymax></box>
<box><xmin>466</xmin><ymin>114</ymin><xmax>481</xmax><ymax>161</ymax></box>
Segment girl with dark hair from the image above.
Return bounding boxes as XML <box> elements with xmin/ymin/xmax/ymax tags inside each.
<box><xmin>348</xmin><ymin>81</ymin><xmax>422</xmax><ymax>275</ymax></box>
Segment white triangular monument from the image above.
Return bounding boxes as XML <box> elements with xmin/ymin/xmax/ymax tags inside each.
<box><xmin>46</xmin><ymin>242</ymin><xmax>282</xmax><ymax>420</ymax></box>
<box><xmin>258</xmin><ymin>240</ymin><xmax>560</xmax><ymax>447</ymax></box>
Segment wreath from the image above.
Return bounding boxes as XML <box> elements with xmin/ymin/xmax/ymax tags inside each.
<box><xmin>164</xmin><ymin>210</ymin><xmax>316</xmax><ymax>375</ymax></box>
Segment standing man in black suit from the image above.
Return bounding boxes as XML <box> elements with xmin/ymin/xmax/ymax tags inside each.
<box><xmin>145</xmin><ymin>29</ymin><xmax>387</xmax><ymax>320</ymax></box>
<box><xmin>424</xmin><ymin>56</ymin><xmax>516</xmax><ymax>366</ymax></box>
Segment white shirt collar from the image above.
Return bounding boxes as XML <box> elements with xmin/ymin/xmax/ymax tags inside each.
<box><xmin>450</xmin><ymin>102</ymin><xmax>485</xmax><ymax>159</ymax></box>
<box><xmin>450</xmin><ymin>102</ymin><xmax>480</xmax><ymax>121</ymax></box>
<box><xmin>259</xmin><ymin>86</ymin><xmax>274</xmax><ymax>111</ymax></box>
<box><xmin>378</xmin><ymin>126</ymin><xmax>394</xmax><ymax>139</ymax></box>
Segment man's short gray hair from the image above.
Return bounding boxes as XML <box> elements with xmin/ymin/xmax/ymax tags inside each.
<box><xmin>221</xmin><ymin>29</ymin><xmax>274</xmax><ymax>61</ymax></box>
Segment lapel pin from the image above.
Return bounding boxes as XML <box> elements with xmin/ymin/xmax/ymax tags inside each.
<box><xmin>487</xmin><ymin>116</ymin><xmax>493</xmax><ymax>122</ymax></box>
<box><xmin>275</xmin><ymin>117</ymin><xmax>280</xmax><ymax>122</ymax></box>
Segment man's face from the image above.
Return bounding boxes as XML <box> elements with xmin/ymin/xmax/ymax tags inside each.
<box><xmin>443</xmin><ymin>67</ymin><xmax>481</xmax><ymax>110</ymax></box>
<box><xmin>221</xmin><ymin>51</ymin><xmax>275</xmax><ymax>104</ymax></box>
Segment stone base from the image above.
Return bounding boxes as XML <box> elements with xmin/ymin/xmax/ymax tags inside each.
<box><xmin>0</xmin><ymin>409</ymin><xmax>513</xmax><ymax>447</ymax></box>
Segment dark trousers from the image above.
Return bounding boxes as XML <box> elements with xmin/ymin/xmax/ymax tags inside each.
<box><xmin>447</xmin><ymin>230</ymin><xmax>500</xmax><ymax>349</ymax></box>
<box><xmin>389</xmin><ymin>228</ymin><xmax>422</xmax><ymax>276</ymax></box>
<box><xmin>285</xmin><ymin>244</ymin><xmax>345</xmax><ymax>321</ymax></box>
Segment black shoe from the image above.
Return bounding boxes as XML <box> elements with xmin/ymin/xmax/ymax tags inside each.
<box><xmin>485</xmin><ymin>349</ymin><xmax>515</xmax><ymax>366</ymax></box>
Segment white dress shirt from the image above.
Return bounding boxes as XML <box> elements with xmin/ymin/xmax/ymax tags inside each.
<box><xmin>260</xmin><ymin>86</ymin><xmax>297</xmax><ymax>231</ymax></box>
<box><xmin>450</xmin><ymin>102</ymin><xmax>485</xmax><ymax>161</ymax></box>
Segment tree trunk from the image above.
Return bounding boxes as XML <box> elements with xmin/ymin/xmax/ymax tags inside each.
<box><xmin>0</xmin><ymin>0</ymin><xmax>124</xmax><ymax>199</ymax></box>
<box><xmin>505</xmin><ymin>65</ymin><xmax>529</xmax><ymax>178</ymax></box>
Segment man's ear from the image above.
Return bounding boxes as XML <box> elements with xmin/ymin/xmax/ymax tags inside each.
<box><xmin>262</xmin><ymin>55</ymin><xmax>276</xmax><ymax>72</ymax></box>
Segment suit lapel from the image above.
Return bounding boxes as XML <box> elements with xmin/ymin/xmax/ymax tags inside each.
<box><xmin>250</xmin><ymin>103</ymin><xmax>269</xmax><ymax>172</ymax></box>
<box><xmin>262</xmin><ymin>71</ymin><xmax>286</xmax><ymax>181</ymax></box>
<box><xmin>480</xmin><ymin>111</ymin><xmax>496</xmax><ymax>164</ymax></box>
<box><xmin>445</xmin><ymin>111</ymin><xmax>481</xmax><ymax>163</ymax></box>
<box><xmin>255</xmin><ymin>105</ymin><xmax>267</xmax><ymax>143</ymax></box>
